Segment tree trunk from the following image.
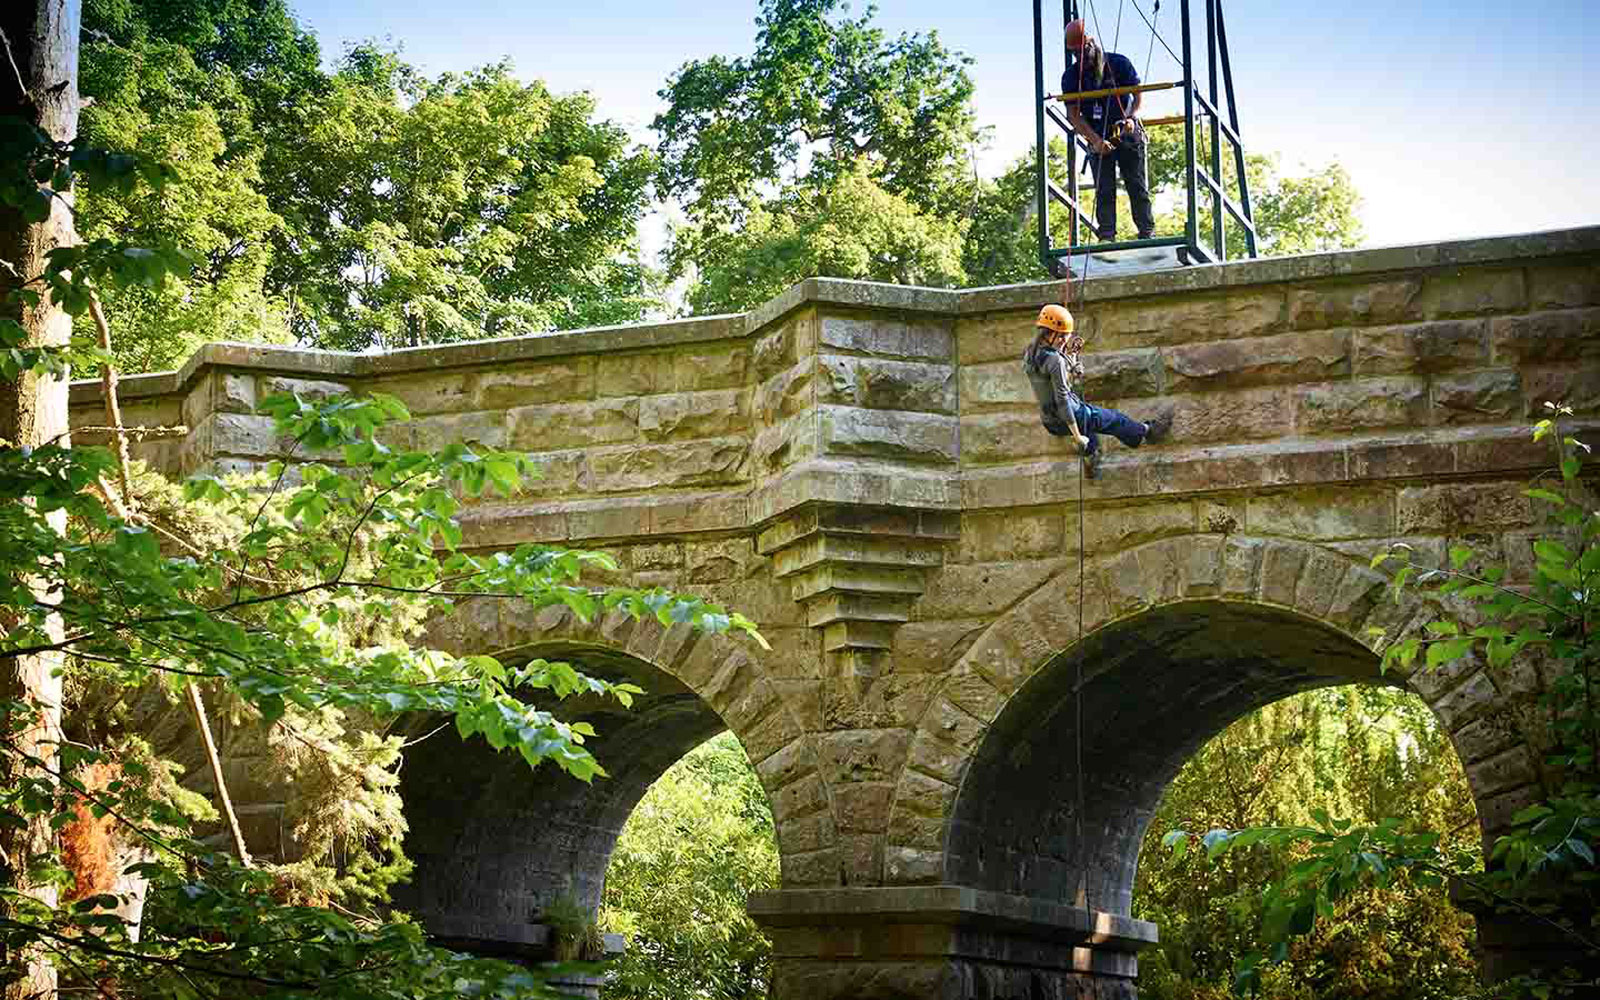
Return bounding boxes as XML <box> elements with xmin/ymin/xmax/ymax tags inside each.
<box><xmin>0</xmin><ymin>2</ymin><xmax>82</xmax><ymax>998</ymax></box>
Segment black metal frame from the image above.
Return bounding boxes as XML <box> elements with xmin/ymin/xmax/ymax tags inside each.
<box><xmin>1033</xmin><ymin>0</ymin><xmax>1257</xmax><ymax>271</ymax></box>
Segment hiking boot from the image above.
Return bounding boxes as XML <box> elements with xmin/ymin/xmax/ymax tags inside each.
<box><xmin>1143</xmin><ymin>409</ymin><xmax>1174</xmax><ymax>445</ymax></box>
<box><xmin>1083</xmin><ymin>450</ymin><xmax>1102</xmax><ymax>480</ymax></box>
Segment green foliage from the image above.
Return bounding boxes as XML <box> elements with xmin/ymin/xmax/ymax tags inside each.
<box><xmin>601</xmin><ymin>734</ymin><xmax>778</xmax><ymax>1000</ymax></box>
<box><xmin>1160</xmin><ymin>406</ymin><xmax>1599</xmax><ymax>995</ymax></box>
<box><xmin>681</xmin><ymin>159</ymin><xmax>967</xmax><ymax>314</ymax></box>
<box><xmin>1138</xmin><ymin>687</ymin><xmax>1480</xmax><ymax>1000</ymax></box>
<box><xmin>656</xmin><ymin>0</ymin><xmax>983</xmax><ymax>307</ymax></box>
<box><xmin>0</xmin><ymin>126</ymin><xmax>763</xmax><ymax>995</ymax></box>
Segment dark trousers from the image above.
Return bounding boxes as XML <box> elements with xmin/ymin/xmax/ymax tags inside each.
<box><xmin>1043</xmin><ymin>397</ymin><xmax>1148</xmax><ymax>456</ymax></box>
<box><xmin>1089</xmin><ymin>127</ymin><xmax>1154</xmax><ymax>240</ymax></box>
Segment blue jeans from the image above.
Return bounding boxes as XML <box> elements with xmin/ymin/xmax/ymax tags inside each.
<box><xmin>1045</xmin><ymin>396</ymin><xmax>1148</xmax><ymax>455</ymax></box>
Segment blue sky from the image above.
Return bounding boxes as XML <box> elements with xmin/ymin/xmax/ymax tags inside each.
<box><xmin>290</xmin><ymin>0</ymin><xmax>1600</xmax><ymax>250</ymax></box>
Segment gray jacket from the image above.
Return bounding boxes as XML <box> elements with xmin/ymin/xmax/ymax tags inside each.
<box><xmin>1022</xmin><ymin>340</ymin><xmax>1084</xmax><ymax>433</ymax></box>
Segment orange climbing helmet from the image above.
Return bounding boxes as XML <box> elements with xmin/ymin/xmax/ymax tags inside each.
<box><xmin>1064</xmin><ymin>18</ymin><xmax>1089</xmax><ymax>51</ymax></box>
<box><xmin>1037</xmin><ymin>303</ymin><xmax>1075</xmax><ymax>335</ymax></box>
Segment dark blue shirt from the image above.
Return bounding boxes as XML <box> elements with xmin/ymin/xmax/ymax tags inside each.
<box><xmin>1061</xmin><ymin>52</ymin><xmax>1140</xmax><ymax>133</ymax></box>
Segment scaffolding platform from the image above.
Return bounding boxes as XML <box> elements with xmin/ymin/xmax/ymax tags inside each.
<box><xmin>1057</xmin><ymin>242</ymin><xmax>1186</xmax><ymax>280</ymax></box>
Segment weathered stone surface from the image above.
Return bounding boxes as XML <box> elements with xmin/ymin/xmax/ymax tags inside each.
<box><xmin>914</xmin><ymin>560</ymin><xmax>1065</xmax><ymax>620</ymax></box>
<box><xmin>1084</xmin><ymin>501</ymin><xmax>1194</xmax><ymax>553</ymax></box>
<box><xmin>1077</xmin><ymin>348</ymin><xmax>1164</xmax><ymax>399</ymax></box>
<box><xmin>817</xmin><ymin>356</ymin><xmax>957</xmax><ymax>414</ymax></box>
<box><xmin>957</xmin><ymin>510</ymin><xmax>1065</xmax><ymax>563</ymax></box>
<box><xmin>819</xmin><ymin>313</ymin><xmax>954</xmax><ymax>361</ymax></box>
<box><xmin>1522</xmin><ymin>364</ymin><xmax>1600</xmax><ymax>416</ymax></box>
<box><xmin>1165</xmin><ymin>386</ymin><xmax>1297</xmax><ymax>441</ymax></box>
<box><xmin>959</xmin><ymin>361</ymin><xmax>1034</xmax><ymax>408</ymax></box>
<box><xmin>474</xmin><ymin>361</ymin><xmax>594</xmax><ymax>408</ymax></box>
<box><xmin>1419</xmin><ymin>268</ymin><xmax>1525</xmax><ymax>317</ymax></box>
<box><xmin>1287</xmin><ymin>278</ymin><xmax>1421</xmax><ymax>329</ymax></box>
<box><xmin>1247</xmin><ymin>489</ymin><xmax>1393</xmax><ymax>541</ymax></box>
<box><xmin>1432</xmin><ymin>370</ymin><xmax>1521</xmax><ymax>422</ymax></box>
<box><xmin>1094</xmin><ymin>289</ymin><xmax>1285</xmax><ymax>346</ymax></box>
<box><xmin>1490</xmin><ymin>308</ymin><xmax>1600</xmax><ymax>363</ymax></box>
<box><xmin>959</xmin><ymin>412</ymin><xmax>1058</xmax><ymax>465</ymax></box>
<box><xmin>410</xmin><ymin>410</ymin><xmax>509</xmax><ymax>451</ymax></box>
<box><xmin>1398</xmin><ymin>482</ymin><xmax>1532</xmax><ymax>534</ymax></box>
<box><xmin>506</xmin><ymin>399</ymin><xmax>639</xmax><ymax>451</ymax></box>
<box><xmin>638</xmin><ymin>389</ymin><xmax>750</xmax><ymax>441</ymax></box>
<box><xmin>820</xmin><ymin>406</ymin><xmax>959</xmax><ymax>465</ymax></box>
<box><xmin>675</xmin><ymin>347</ymin><xmax>749</xmax><ymax>390</ymax></box>
<box><xmin>589</xmin><ymin>438</ymin><xmax>749</xmax><ymax>492</ymax></box>
<box><xmin>756</xmin><ymin>363</ymin><xmax>816</xmax><ymax>422</ymax></box>
<box><xmin>1165</xmin><ymin>330</ymin><xmax>1348</xmax><ymax>390</ymax></box>
<box><xmin>1528</xmin><ymin>263</ymin><xmax>1600</xmax><ymax>309</ymax></box>
<box><xmin>260</xmin><ymin>375</ymin><xmax>350</xmax><ymax>401</ymax></box>
<box><xmin>1353</xmin><ymin>319</ymin><xmax>1489</xmax><ymax>375</ymax></box>
<box><xmin>1297</xmin><ymin>376</ymin><xmax>1430</xmax><ymax>433</ymax></box>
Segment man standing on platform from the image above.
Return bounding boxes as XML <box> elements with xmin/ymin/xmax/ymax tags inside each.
<box><xmin>1059</xmin><ymin>18</ymin><xmax>1155</xmax><ymax>242</ymax></box>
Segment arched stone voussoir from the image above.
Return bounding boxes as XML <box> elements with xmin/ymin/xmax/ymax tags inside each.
<box><xmin>881</xmin><ymin>534</ymin><xmax>1445</xmax><ymax>877</ymax></box>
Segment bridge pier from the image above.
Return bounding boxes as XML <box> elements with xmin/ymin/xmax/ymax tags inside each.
<box><xmin>750</xmin><ymin>887</ymin><xmax>1155</xmax><ymax>1000</ymax></box>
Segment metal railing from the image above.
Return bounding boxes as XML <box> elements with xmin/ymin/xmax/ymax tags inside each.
<box><xmin>1033</xmin><ymin>0</ymin><xmax>1257</xmax><ymax>271</ymax></box>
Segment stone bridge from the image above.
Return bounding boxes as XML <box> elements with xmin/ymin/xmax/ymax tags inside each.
<box><xmin>73</xmin><ymin>227</ymin><xmax>1600</xmax><ymax>997</ymax></box>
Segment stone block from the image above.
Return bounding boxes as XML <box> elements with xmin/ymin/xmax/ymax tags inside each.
<box><xmin>1294</xmin><ymin>548</ymin><xmax>1348</xmax><ymax>619</ymax></box>
<box><xmin>1144</xmin><ymin>441</ymin><xmax>1348</xmax><ymax>494</ymax></box>
<box><xmin>820</xmin><ymin>313</ymin><xmax>955</xmax><ymax>362</ymax></box>
<box><xmin>506</xmin><ymin>399</ymin><xmax>638</xmax><ymax>451</ymax></box>
<box><xmin>1160</xmin><ymin>385</ymin><xmax>1297</xmax><ymax>443</ymax></box>
<box><xmin>1419</xmin><ymin>267</ymin><xmax>1525</xmax><ymax>317</ymax></box>
<box><xmin>817</xmin><ymin>730</ymin><xmax>913</xmax><ymax>785</ymax></box>
<box><xmin>958</xmin><ymin>310</ymin><xmax>1072</xmax><ymax>365</ymax></box>
<box><xmin>596</xmin><ymin>353</ymin><xmax>660</xmax><ymax>397</ymax></box>
<box><xmin>1182</xmin><ymin>534</ymin><xmax>1225</xmax><ymax>595</ymax></box>
<box><xmin>637</xmin><ymin>389</ymin><xmax>750</xmax><ymax>442</ymax></box>
<box><xmin>960</xmin><ymin>411</ymin><xmax>1059</xmax><ymax>465</ymax></box>
<box><xmin>1287</xmin><ymin>278</ymin><xmax>1422</xmax><ymax>329</ymax></box>
<box><xmin>1077</xmin><ymin>348</ymin><xmax>1164</xmax><ymax>399</ymax></box>
<box><xmin>1428</xmin><ymin>668</ymin><xmax>1498</xmax><ymax>730</ymax></box>
<box><xmin>474</xmin><ymin>361</ymin><xmax>594</xmax><ymax>409</ymax></box>
<box><xmin>831</xmin><ymin>782</ymin><xmax>896</xmax><ymax>833</ymax></box>
<box><xmin>589</xmin><ymin>438</ymin><xmax>749</xmax><ymax>492</ymax></box>
<box><xmin>756</xmin><ymin>363</ymin><xmax>816</xmax><ymax>423</ymax></box>
<box><xmin>957</xmin><ymin>509</ymin><xmax>1066</xmax><ymax>564</ymax></box>
<box><xmin>410</xmin><ymin>410</ymin><xmax>509</xmax><ymax>451</ymax></box>
<box><xmin>1247</xmin><ymin>489</ymin><xmax>1393</xmax><ymax>541</ymax></box>
<box><xmin>1450</xmin><ymin>716</ymin><xmax>1520</xmax><ymax>766</ymax></box>
<box><xmin>1489</xmin><ymin>309</ymin><xmax>1600</xmax><ymax>364</ymax></box>
<box><xmin>1397</xmin><ymin>483</ymin><xmax>1532</xmax><ymax>534</ymax></box>
<box><xmin>365</xmin><ymin>372</ymin><xmax>472</xmax><ymax>416</ymax></box>
<box><xmin>884</xmin><ymin>847</ymin><xmax>944</xmax><ymax>884</ymax></box>
<box><xmin>1219</xmin><ymin>536</ymin><xmax>1264</xmax><ymax>597</ymax></box>
<box><xmin>1528</xmin><ymin>263</ymin><xmax>1600</xmax><ymax>309</ymax></box>
<box><xmin>1432</xmin><ymin>370</ymin><xmax>1521</xmax><ymax>423</ymax></box>
<box><xmin>1259</xmin><ymin>541</ymin><xmax>1308</xmax><ymax>606</ymax></box>
<box><xmin>893</xmin><ymin>768</ymin><xmax>959</xmax><ymax>819</ymax></box>
<box><xmin>1325</xmin><ymin>564</ymin><xmax>1388</xmax><ymax>631</ymax></box>
<box><xmin>752</xmin><ymin>315</ymin><xmax>802</xmax><ymax>379</ymax></box>
<box><xmin>1521</xmin><ymin>364</ymin><xmax>1600</xmax><ymax>416</ymax></box>
<box><xmin>914</xmin><ymin>560</ymin><xmax>1065</xmax><ymax>620</ymax></box>
<box><xmin>938</xmin><ymin>671</ymin><xmax>1006</xmax><ymax>736</ymax></box>
<box><xmin>218</xmin><ymin>373</ymin><xmax>257</xmax><ymax>413</ymax></box>
<box><xmin>1465</xmin><ymin>745</ymin><xmax>1538</xmax><ymax>798</ymax></box>
<box><xmin>772</xmin><ymin>773</ymin><xmax>830</xmax><ymax>824</ymax></box>
<box><xmin>1353</xmin><ymin>320</ymin><xmax>1490</xmax><ymax>375</ymax></box>
<box><xmin>818</xmin><ymin>356</ymin><xmax>957</xmax><ymax>414</ymax></box>
<box><xmin>892</xmin><ymin>620</ymin><xmax>984</xmax><ymax>675</ymax></box>
<box><xmin>960</xmin><ymin>361</ymin><xmax>1035</xmax><ymax>409</ymax></box>
<box><xmin>259</xmin><ymin>375</ymin><xmax>351</xmax><ymax>402</ymax></box>
<box><xmin>1348</xmin><ymin>436</ymin><xmax>1456</xmax><ymax>480</ymax></box>
<box><xmin>674</xmin><ymin>347</ymin><xmax>749</xmax><ymax>391</ymax></box>
<box><xmin>514</xmin><ymin>449</ymin><xmax>589</xmax><ymax>497</ymax></box>
<box><xmin>1297</xmin><ymin>376</ymin><xmax>1430</xmax><ymax>433</ymax></box>
<box><xmin>1093</xmin><ymin>289</ymin><xmax>1285</xmax><ymax>347</ymax></box>
<box><xmin>778</xmin><ymin>811</ymin><xmax>836</xmax><ymax>854</ymax></box>
<box><xmin>819</xmin><ymin>406</ymin><xmax>959</xmax><ymax>465</ymax></box>
<box><xmin>1165</xmin><ymin>330</ymin><xmax>1349</xmax><ymax>390</ymax></box>
<box><xmin>1084</xmin><ymin>501</ymin><xmax>1194</xmax><ymax>554</ymax></box>
<box><xmin>964</xmin><ymin>617</ymin><xmax>1052</xmax><ymax>696</ymax></box>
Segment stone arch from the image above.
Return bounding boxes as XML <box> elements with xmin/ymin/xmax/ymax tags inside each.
<box><xmin>395</xmin><ymin>598</ymin><xmax>824</xmax><ymax>951</ymax></box>
<box><xmin>882</xmin><ymin>532</ymin><xmax>1549</xmax><ymax>905</ymax></box>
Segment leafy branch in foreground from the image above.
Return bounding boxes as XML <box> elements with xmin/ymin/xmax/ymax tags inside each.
<box><xmin>1161</xmin><ymin>404</ymin><xmax>1600</xmax><ymax>996</ymax></box>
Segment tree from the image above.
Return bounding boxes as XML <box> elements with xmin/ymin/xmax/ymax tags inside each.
<box><xmin>0</xmin><ymin>3</ymin><xmax>84</xmax><ymax>995</ymax></box>
<box><xmin>681</xmin><ymin>159</ymin><xmax>967</xmax><ymax>314</ymax></box>
<box><xmin>1137</xmin><ymin>687</ymin><xmax>1480</xmax><ymax>999</ymax></box>
<box><xmin>262</xmin><ymin>48</ymin><xmax>657</xmax><ymax>351</ymax></box>
<box><xmin>655</xmin><ymin>0</ymin><xmax>983</xmax><ymax>307</ymax></box>
<box><xmin>601</xmin><ymin>733</ymin><xmax>778</xmax><ymax>1000</ymax></box>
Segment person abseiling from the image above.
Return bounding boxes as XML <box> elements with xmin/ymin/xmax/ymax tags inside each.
<box><xmin>1059</xmin><ymin>18</ymin><xmax>1154</xmax><ymax>243</ymax></box>
<box><xmin>1023</xmin><ymin>303</ymin><xmax>1171</xmax><ymax>478</ymax></box>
